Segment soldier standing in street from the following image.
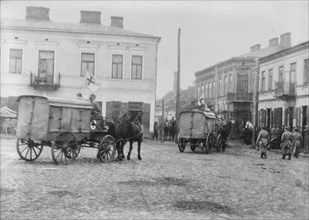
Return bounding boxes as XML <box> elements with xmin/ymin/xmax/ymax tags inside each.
<box><xmin>255</xmin><ymin>126</ymin><xmax>270</xmax><ymax>159</ymax></box>
<box><xmin>292</xmin><ymin>128</ymin><xmax>303</xmax><ymax>158</ymax></box>
<box><xmin>281</xmin><ymin>126</ymin><xmax>293</xmax><ymax>160</ymax></box>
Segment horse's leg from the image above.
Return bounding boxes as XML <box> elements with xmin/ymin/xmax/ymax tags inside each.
<box><xmin>137</xmin><ymin>139</ymin><xmax>142</xmax><ymax>160</ymax></box>
<box><xmin>116</xmin><ymin>141</ymin><xmax>123</xmax><ymax>160</ymax></box>
<box><xmin>127</xmin><ymin>141</ymin><xmax>133</xmax><ymax>160</ymax></box>
<box><xmin>121</xmin><ymin>140</ymin><xmax>126</xmax><ymax>159</ymax></box>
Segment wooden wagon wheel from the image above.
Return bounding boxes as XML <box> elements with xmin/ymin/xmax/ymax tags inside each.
<box><xmin>98</xmin><ymin>135</ymin><xmax>116</xmax><ymax>163</ymax></box>
<box><xmin>51</xmin><ymin>132</ymin><xmax>77</xmax><ymax>165</ymax></box>
<box><xmin>16</xmin><ymin>139</ymin><xmax>44</xmax><ymax>161</ymax></box>
<box><xmin>178</xmin><ymin>138</ymin><xmax>186</xmax><ymax>153</ymax></box>
<box><xmin>205</xmin><ymin>132</ymin><xmax>215</xmax><ymax>154</ymax></box>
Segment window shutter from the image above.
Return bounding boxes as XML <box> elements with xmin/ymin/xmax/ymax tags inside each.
<box><xmin>284</xmin><ymin>108</ymin><xmax>288</xmax><ymax>126</ymax></box>
<box><xmin>270</xmin><ymin>108</ymin><xmax>274</xmax><ymax>127</ymax></box>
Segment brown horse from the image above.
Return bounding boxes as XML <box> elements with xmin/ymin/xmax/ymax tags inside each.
<box><xmin>115</xmin><ymin>111</ymin><xmax>143</xmax><ymax>160</ymax></box>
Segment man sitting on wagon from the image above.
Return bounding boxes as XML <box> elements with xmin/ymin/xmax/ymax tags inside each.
<box><xmin>89</xmin><ymin>93</ymin><xmax>104</xmax><ymax>130</ymax></box>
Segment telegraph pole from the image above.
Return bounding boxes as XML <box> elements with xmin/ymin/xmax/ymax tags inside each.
<box><xmin>161</xmin><ymin>99</ymin><xmax>165</xmax><ymax>143</ymax></box>
<box><xmin>175</xmin><ymin>28</ymin><xmax>181</xmax><ymax>143</ymax></box>
<box><xmin>252</xmin><ymin>58</ymin><xmax>259</xmax><ymax>148</ymax></box>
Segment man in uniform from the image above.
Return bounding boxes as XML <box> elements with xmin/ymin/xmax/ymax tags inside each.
<box><xmin>281</xmin><ymin>126</ymin><xmax>293</xmax><ymax>160</ymax></box>
<box><xmin>292</xmin><ymin>128</ymin><xmax>303</xmax><ymax>158</ymax></box>
<box><xmin>255</xmin><ymin>126</ymin><xmax>270</xmax><ymax>159</ymax></box>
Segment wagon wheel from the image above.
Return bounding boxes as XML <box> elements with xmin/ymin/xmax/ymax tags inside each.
<box><xmin>16</xmin><ymin>139</ymin><xmax>44</xmax><ymax>161</ymax></box>
<box><xmin>205</xmin><ymin>132</ymin><xmax>216</xmax><ymax>154</ymax></box>
<box><xmin>178</xmin><ymin>138</ymin><xmax>186</xmax><ymax>153</ymax></box>
<box><xmin>51</xmin><ymin>132</ymin><xmax>77</xmax><ymax>165</ymax></box>
<box><xmin>98</xmin><ymin>135</ymin><xmax>116</xmax><ymax>163</ymax></box>
<box><xmin>216</xmin><ymin>134</ymin><xmax>223</xmax><ymax>152</ymax></box>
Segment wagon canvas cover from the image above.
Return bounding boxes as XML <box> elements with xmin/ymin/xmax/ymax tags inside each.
<box><xmin>179</xmin><ymin>110</ymin><xmax>216</xmax><ymax>139</ymax></box>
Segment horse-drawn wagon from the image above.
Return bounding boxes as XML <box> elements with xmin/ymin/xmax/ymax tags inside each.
<box><xmin>177</xmin><ymin>110</ymin><xmax>221</xmax><ymax>153</ymax></box>
<box><xmin>16</xmin><ymin>95</ymin><xmax>116</xmax><ymax>165</ymax></box>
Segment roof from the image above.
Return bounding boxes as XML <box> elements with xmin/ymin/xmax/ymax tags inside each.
<box><xmin>1</xmin><ymin>18</ymin><xmax>161</xmax><ymax>41</ymax></box>
<box><xmin>0</xmin><ymin>106</ymin><xmax>17</xmax><ymax>118</ymax></box>
<box><xmin>179</xmin><ymin>110</ymin><xmax>217</xmax><ymax>119</ymax></box>
<box><xmin>18</xmin><ymin>95</ymin><xmax>93</xmax><ymax>109</ymax></box>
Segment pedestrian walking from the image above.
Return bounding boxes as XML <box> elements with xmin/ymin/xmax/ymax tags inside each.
<box><xmin>153</xmin><ymin>122</ymin><xmax>159</xmax><ymax>141</ymax></box>
<box><xmin>281</xmin><ymin>126</ymin><xmax>293</xmax><ymax>160</ymax></box>
<box><xmin>255</xmin><ymin>126</ymin><xmax>270</xmax><ymax>159</ymax></box>
<box><xmin>292</xmin><ymin>128</ymin><xmax>303</xmax><ymax>158</ymax></box>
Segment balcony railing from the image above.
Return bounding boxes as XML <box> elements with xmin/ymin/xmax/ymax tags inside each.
<box><xmin>30</xmin><ymin>72</ymin><xmax>61</xmax><ymax>90</ymax></box>
<box><xmin>274</xmin><ymin>81</ymin><xmax>295</xmax><ymax>99</ymax></box>
<box><xmin>227</xmin><ymin>92</ymin><xmax>253</xmax><ymax>101</ymax></box>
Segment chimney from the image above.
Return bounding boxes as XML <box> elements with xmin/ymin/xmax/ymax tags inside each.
<box><xmin>173</xmin><ymin>71</ymin><xmax>178</xmax><ymax>91</ymax></box>
<box><xmin>269</xmin><ymin>37</ymin><xmax>279</xmax><ymax>47</ymax></box>
<box><xmin>111</xmin><ymin>16</ymin><xmax>123</xmax><ymax>29</ymax></box>
<box><xmin>250</xmin><ymin>44</ymin><xmax>261</xmax><ymax>52</ymax></box>
<box><xmin>80</xmin><ymin>11</ymin><xmax>101</xmax><ymax>24</ymax></box>
<box><xmin>280</xmin><ymin>32</ymin><xmax>291</xmax><ymax>49</ymax></box>
<box><xmin>26</xmin><ymin>6</ymin><xmax>50</xmax><ymax>21</ymax></box>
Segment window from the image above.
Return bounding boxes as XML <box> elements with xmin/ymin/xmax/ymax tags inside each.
<box><xmin>261</xmin><ymin>71</ymin><xmax>265</xmax><ymax>91</ymax></box>
<box><xmin>279</xmin><ymin>66</ymin><xmax>284</xmax><ymax>82</ymax></box>
<box><xmin>81</xmin><ymin>53</ymin><xmax>95</xmax><ymax>77</ymax></box>
<box><xmin>38</xmin><ymin>50</ymin><xmax>54</xmax><ymax>84</ymax></box>
<box><xmin>112</xmin><ymin>54</ymin><xmax>123</xmax><ymax>78</ymax></box>
<box><xmin>268</xmin><ymin>69</ymin><xmax>273</xmax><ymax>90</ymax></box>
<box><xmin>131</xmin><ymin>55</ymin><xmax>143</xmax><ymax>79</ymax></box>
<box><xmin>305</xmin><ymin>59</ymin><xmax>309</xmax><ymax>83</ymax></box>
<box><xmin>229</xmin><ymin>74</ymin><xmax>232</xmax><ymax>92</ymax></box>
<box><xmin>290</xmin><ymin>62</ymin><xmax>296</xmax><ymax>82</ymax></box>
<box><xmin>224</xmin><ymin>76</ymin><xmax>227</xmax><ymax>95</ymax></box>
<box><xmin>205</xmin><ymin>84</ymin><xmax>208</xmax><ymax>98</ymax></box>
<box><xmin>209</xmin><ymin>83</ymin><xmax>212</xmax><ymax>98</ymax></box>
<box><xmin>9</xmin><ymin>49</ymin><xmax>22</xmax><ymax>74</ymax></box>
<box><xmin>218</xmin><ymin>77</ymin><xmax>222</xmax><ymax>96</ymax></box>
<box><xmin>212</xmin><ymin>82</ymin><xmax>216</xmax><ymax>98</ymax></box>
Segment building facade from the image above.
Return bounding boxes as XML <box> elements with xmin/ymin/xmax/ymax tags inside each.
<box><xmin>258</xmin><ymin>41</ymin><xmax>309</xmax><ymax>131</ymax></box>
<box><xmin>195</xmin><ymin>33</ymin><xmax>293</xmax><ymax>131</ymax></box>
<box><xmin>0</xmin><ymin>7</ymin><xmax>161</xmax><ymax>136</ymax></box>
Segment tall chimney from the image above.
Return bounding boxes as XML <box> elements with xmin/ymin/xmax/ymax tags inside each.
<box><xmin>269</xmin><ymin>37</ymin><xmax>279</xmax><ymax>47</ymax></box>
<box><xmin>80</xmin><ymin>11</ymin><xmax>101</xmax><ymax>24</ymax></box>
<box><xmin>173</xmin><ymin>71</ymin><xmax>178</xmax><ymax>91</ymax></box>
<box><xmin>26</xmin><ymin>6</ymin><xmax>50</xmax><ymax>21</ymax></box>
<box><xmin>111</xmin><ymin>16</ymin><xmax>123</xmax><ymax>29</ymax></box>
<box><xmin>250</xmin><ymin>44</ymin><xmax>261</xmax><ymax>52</ymax></box>
<box><xmin>280</xmin><ymin>32</ymin><xmax>291</xmax><ymax>49</ymax></box>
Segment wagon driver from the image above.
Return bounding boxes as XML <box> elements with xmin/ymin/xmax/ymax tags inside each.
<box><xmin>89</xmin><ymin>93</ymin><xmax>104</xmax><ymax>130</ymax></box>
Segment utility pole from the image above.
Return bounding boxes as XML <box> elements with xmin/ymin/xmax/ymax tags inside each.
<box><xmin>252</xmin><ymin>58</ymin><xmax>259</xmax><ymax>148</ymax></box>
<box><xmin>161</xmin><ymin>99</ymin><xmax>165</xmax><ymax>143</ymax></box>
<box><xmin>175</xmin><ymin>28</ymin><xmax>181</xmax><ymax>143</ymax></box>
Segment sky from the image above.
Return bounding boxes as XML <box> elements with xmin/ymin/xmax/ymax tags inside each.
<box><xmin>1</xmin><ymin>1</ymin><xmax>308</xmax><ymax>99</ymax></box>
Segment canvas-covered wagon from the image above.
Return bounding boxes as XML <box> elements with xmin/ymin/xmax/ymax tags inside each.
<box><xmin>16</xmin><ymin>95</ymin><xmax>116</xmax><ymax>164</ymax></box>
<box><xmin>178</xmin><ymin>110</ymin><xmax>218</xmax><ymax>153</ymax></box>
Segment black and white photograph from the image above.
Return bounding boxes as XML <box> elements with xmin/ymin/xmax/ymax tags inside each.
<box><xmin>1</xmin><ymin>1</ymin><xmax>308</xmax><ymax>219</ymax></box>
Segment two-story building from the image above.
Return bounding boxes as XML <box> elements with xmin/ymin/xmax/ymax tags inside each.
<box><xmin>0</xmin><ymin>6</ymin><xmax>161</xmax><ymax>136</ymax></box>
<box><xmin>258</xmin><ymin>41</ymin><xmax>309</xmax><ymax>131</ymax></box>
<box><xmin>195</xmin><ymin>33</ymin><xmax>290</xmax><ymax>130</ymax></box>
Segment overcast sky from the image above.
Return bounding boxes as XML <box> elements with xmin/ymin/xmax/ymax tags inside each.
<box><xmin>1</xmin><ymin>1</ymin><xmax>308</xmax><ymax>98</ymax></box>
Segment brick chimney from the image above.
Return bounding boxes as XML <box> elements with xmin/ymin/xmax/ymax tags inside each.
<box><xmin>26</xmin><ymin>6</ymin><xmax>50</xmax><ymax>21</ymax></box>
<box><xmin>80</xmin><ymin>11</ymin><xmax>101</xmax><ymax>24</ymax></box>
<box><xmin>250</xmin><ymin>44</ymin><xmax>261</xmax><ymax>52</ymax></box>
<box><xmin>280</xmin><ymin>32</ymin><xmax>291</xmax><ymax>49</ymax></box>
<box><xmin>111</xmin><ymin>16</ymin><xmax>123</xmax><ymax>29</ymax></box>
<box><xmin>269</xmin><ymin>37</ymin><xmax>279</xmax><ymax>47</ymax></box>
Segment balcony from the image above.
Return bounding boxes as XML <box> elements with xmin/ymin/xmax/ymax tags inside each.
<box><xmin>274</xmin><ymin>81</ymin><xmax>295</xmax><ymax>101</ymax></box>
<box><xmin>30</xmin><ymin>72</ymin><xmax>61</xmax><ymax>90</ymax></box>
<box><xmin>227</xmin><ymin>92</ymin><xmax>253</xmax><ymax>102</ymax></box>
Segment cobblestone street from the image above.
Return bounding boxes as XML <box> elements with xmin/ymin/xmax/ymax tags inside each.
<box><xmin>1</xmin><ymin>137</ymin><xmax>309</xmax><ymax>220</ymax></box>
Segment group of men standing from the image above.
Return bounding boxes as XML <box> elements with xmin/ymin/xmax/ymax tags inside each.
<box><xmin>256</xmin><ymin>126</ymin><xmax>303</xmax><ymax>160</ymax></box>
